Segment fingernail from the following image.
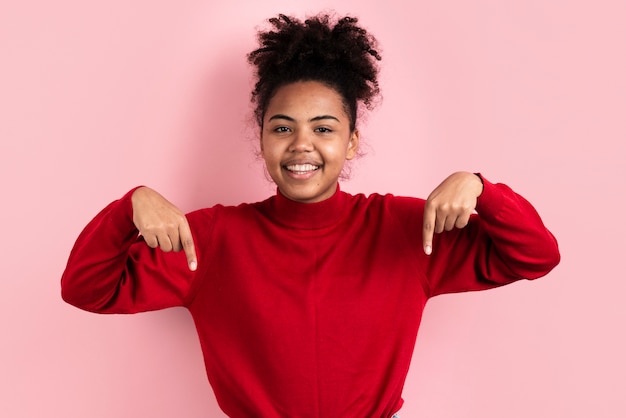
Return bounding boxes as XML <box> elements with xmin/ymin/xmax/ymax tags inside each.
<box><xmin>424</xmin><ymin>245</ymin><xmax>432</xmax><ymax>255</ymax></box>
<box><xmin>189</xmin><ymin>261</ymin><xmax>197</xmax><ymax>271</ymax></box>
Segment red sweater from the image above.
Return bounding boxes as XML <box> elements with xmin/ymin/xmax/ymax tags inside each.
<box><xmin>61</xmin><ymin>177</ymin><xmax>559</xmax><ymax>417</ymax></box>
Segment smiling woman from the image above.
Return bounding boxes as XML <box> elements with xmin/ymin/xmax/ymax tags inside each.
<box><xmin>60</xmin><ymin>12</ymin><xmax>560</xmax><ymax>418</ymax></box>
<box><xmin>261</xmin><ymin>81</ymin><xmax>360</xmax><ymax>203</ymax></box>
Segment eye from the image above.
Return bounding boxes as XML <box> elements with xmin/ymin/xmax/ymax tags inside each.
<box><xmin>273</xmin><ymin>126</ymin><xmax>291</xmax><ymax>133</ymax></box>
<box><xmin>315</xmin><ymin>127</ymin><xmax>332</xmax><ymax>133</ymax></box>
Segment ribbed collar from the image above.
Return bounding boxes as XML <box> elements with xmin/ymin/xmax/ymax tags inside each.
<box><xmin>264</xmin><ymin>183</ymin><xmax>350</xmax><ymax>230</ymax></box>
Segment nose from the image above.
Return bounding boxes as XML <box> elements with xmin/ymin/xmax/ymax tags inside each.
<box><xmin>288</xmin><ymin>130</ymin><xmax>314</xmax><ymax>153</ymax></box>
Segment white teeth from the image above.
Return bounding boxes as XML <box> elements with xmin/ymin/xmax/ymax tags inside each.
<box><xmin>286</xmin><ymin>163</ymin><xmax>319</xmax><ymax>173</ymax></box>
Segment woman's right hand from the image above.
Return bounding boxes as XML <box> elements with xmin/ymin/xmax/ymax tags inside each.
<box><xmin>131</xmin><ymin>187</ymin><xmax>197</xmax><ymax>271</ymax></box>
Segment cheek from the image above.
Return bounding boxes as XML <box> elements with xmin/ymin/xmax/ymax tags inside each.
<box><xmin>259</xmin><ymin>137</ymin><xmax>270</xmax><ymax>157</ymax></box>
<box><xmin>260</xmin><ymin>143</ymin><xmax>280</xmax><ymax>167</ymax></box>
<box><xmin>326</xmin><ymin>141</ymin><xmax>351</xmax><ymax>161</ymax></box>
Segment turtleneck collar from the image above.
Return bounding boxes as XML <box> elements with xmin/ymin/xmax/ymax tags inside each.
<box><xmin>264</xmin><ymin>183</ymin><xmax>350</xmax><ymax>230</ymax></box>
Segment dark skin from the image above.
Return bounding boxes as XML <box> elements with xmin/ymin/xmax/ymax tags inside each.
<box><xmin>131</xmin><ymin>81</ymin><xmax>484</xmax><ymax>270</ymax></box>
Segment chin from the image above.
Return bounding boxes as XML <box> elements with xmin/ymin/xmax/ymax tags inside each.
<box><xmin>286</xmin><ymin>185</ymin><xmax>336</xmax><ymax>203</ymax></box>
<box><xmin>285</xmin><ymin>192</ymin><xmax>319</xmax><ymax>203</ymax></box>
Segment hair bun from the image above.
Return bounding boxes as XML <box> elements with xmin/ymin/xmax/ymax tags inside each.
<box><xmin>248</xmin><ymin>13</ymin><xmax>382</xmax><ymax>129</ymax></box>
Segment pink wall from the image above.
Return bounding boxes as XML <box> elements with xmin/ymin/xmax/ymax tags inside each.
<box><xmin>2</xmin><ymin>0</ymin><xmax>625</xmax><ymax>416</ymax></box>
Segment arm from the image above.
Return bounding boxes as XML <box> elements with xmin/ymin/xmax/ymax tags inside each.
<box><xmin>61</xmin><ymin>187</ymin><xmax>201</xmax><ymax>313</ymax></box>
<box><xmin>421</xmin><ymin>172</ymin><xmax>560</xmax><ymax>296</ymax></box>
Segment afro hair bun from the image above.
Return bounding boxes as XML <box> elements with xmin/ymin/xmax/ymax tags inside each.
<box><xmin>248</xmin><ymin>13</ymin><xmax>382</xmax><ymax>129</ymax></box>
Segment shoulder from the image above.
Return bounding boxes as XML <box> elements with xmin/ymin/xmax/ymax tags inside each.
<box><xmin>348</xmin><ymin>191</ymin><xmax>425</xmax><ymax>212</ymax></box>
<box><xmin>339</xmin><ymin>192</ymin><xmax>426</xmax><ymax>229</ymax></box>
<box><xmin>186</xmin><ymin>200</ymin><xmax>261</xmax><ymax>222</ymax></box>
<box><xmin>185</xmin><ymin>196</ymin><xmax>277</xmax><ymax>229</ymax></box>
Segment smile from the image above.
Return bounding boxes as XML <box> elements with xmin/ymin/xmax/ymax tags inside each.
<box><xmin>284</xmin><ymin>163</ymin><xmax>320</xmax><ymax>174</ymax></box>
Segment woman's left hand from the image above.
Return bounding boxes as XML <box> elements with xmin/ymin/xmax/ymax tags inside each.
<box><xmin>422</xmin><ymin>171</ymin><xmax>484</xmax><ymax>255</ymax></box>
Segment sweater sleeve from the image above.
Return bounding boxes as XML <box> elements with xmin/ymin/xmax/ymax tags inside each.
<box><xmin>421</xmin><ymin>175</ymin><xmax>560</xmax><ymax>297</ymax></box>
<box><xmin>60</xmin><ymin>188</ymin><xmax>207</xmax><ymax>314</ymax></box>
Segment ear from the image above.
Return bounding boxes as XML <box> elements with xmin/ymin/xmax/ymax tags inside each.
<box><xmin>345</xmin><ymin>130</ymin><xmax>360</xmax><ymax>160</ymax></box>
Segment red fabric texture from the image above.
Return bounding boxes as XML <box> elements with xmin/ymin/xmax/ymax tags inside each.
<box><xmin>61</xmin><ymin>176</ymin><xmax>559</xmax><ymax>417</ymax></box>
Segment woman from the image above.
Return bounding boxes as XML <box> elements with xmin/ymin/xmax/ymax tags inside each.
<box><xmin>61</xmin><ymin>13</ymin><xmax>560</xmax><ymax>418</ymax></box>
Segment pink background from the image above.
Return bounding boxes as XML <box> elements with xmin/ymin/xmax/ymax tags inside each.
<box><xmin>1</xmin><ymin>0</ymin><xmax>625</xmax><ymax>417</ymax></box>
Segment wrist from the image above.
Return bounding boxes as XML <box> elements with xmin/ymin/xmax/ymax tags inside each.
<box><xmin>472</xmin><ymin>173</ymin><xmax>484</xmax><ymax>197</ymax></box>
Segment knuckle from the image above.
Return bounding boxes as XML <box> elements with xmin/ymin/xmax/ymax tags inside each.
<box><xmin>141</xmin><ymin>223</ymin><xmax>156</xmax><ymax>234</ymax></box>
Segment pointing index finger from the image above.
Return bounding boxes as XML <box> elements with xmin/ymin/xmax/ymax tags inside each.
<box><xmin>422</xmin><ymin>202</ymin><xmax>435</xmax><ymax>255</ymax></box>
<box><xmin>179</xmin><ymin>216</ymin><xmax>197</xmax><ymax>271</ymax></box>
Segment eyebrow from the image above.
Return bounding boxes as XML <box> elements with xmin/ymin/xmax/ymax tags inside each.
<box><xmin>267</xmin><ymin>114</ymin><xmax>340</xmax><ymax>123</ymax></box>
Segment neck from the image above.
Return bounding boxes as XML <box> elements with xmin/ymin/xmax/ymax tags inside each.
<box><xmin>265</xmin><ymin>183</ymin><xmax>348</xmax><ymax>229</ymax></box>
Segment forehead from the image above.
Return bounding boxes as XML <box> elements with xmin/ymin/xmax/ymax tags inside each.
<box><xmin>265</xmin><ymin>81</ymin><xmax>348</xmax><ymax>119</ymax></box>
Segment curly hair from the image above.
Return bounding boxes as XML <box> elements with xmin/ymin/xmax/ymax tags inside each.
<box><xmin>247</xmin><ymin>13</ymin><xmax>382</xmax><ymax>131</ymax></box>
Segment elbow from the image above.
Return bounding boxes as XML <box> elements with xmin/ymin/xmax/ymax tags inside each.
<box><xmin>527</xmin><ymin>236</ymin><xmax>561</xmax><ymax>280</ymax></box>
<box><xmin>543</xmin><ymin>232</ymin><xmax>561</xmax><ymax>273</ymax></box>
<box><xmin>60</xmin><ymin>271</ymin><xmax>96</xmax><ymax>312</ymax></box>
<box><xmin>548</xmin><ymin>243</ymin><xmax>561</xmax><ymax>271</ymax></box>
<box><xmin>61</xmin><ymin>269</ymin><xmax>122</xmax><ymax>313</ymax></box>
<box><xmin>60</xmin><ymin>276</ymin><xmax>84</xmax><ymax>309</ymax></box>
<box><xmin>61</xmin><ymin>285</ymin><xmax>103</xmax><ymax>313</ymax></box>
<box><xmin>544</xmin><ymin>242</ymin><xmax>561</xmax><ymax>275</ymax></box>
